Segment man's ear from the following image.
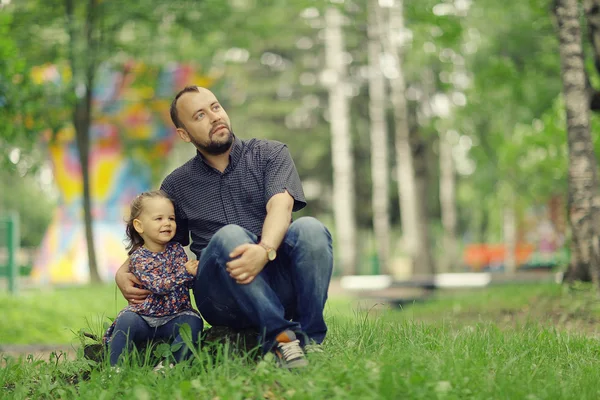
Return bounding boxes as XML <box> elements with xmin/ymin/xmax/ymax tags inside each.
<box><xmin>133</xmin><ymin>219</ymin><xmax>144</xmax><ymax>234</ymax></box>
<box><xmin>176</xmin><ymin>128</ymin><xmax>191</xmax><ymax>143</ymax></box>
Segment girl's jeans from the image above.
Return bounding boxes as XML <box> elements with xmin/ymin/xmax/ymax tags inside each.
<box><xmin>108</xmin><ymin>311</ymin><xmax>203</xmax><ymax>366</ymax></box>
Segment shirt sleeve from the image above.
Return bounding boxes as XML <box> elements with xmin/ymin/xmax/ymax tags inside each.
<box><xmin>130</xmin><ymin>250</ymin><xmax>192</xmax><ymax>294</ymax></box>
<box><xmin>172</xmin><ymin>243</ymin><xmax>195</xmax><ymax>284</ymax></box>
<box><xmin>160</xmin><ymin>178</ymin><xmax>190</xmax><ymax>246</ymax></box>
<box><xmin>264</xmin><ymin>143</ymin><xmax>307</xmax><ymax>212</ymax></box>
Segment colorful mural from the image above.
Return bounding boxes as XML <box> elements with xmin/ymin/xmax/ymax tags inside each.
<box><xmin>31</xmin><ymin>62</ymin><xmax>214</xmax><ymax>284</ymax></box>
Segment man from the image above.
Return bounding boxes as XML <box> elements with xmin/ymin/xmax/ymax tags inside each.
<box><xmin>115</xmin><ymin>86</ymin><xmax>333</xmax><ymax>368</ymax></box>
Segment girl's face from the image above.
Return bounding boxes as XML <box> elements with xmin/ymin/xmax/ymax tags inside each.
<box><xmin>133</xmin><ymin>197</ymin><xmax>176</xmax><ymax>251</ymax></box>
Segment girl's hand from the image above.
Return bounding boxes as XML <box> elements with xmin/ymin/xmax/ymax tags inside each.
<box><xmin>185</xmin><ymin>259</ymin><xmax>199</xmax><ymax>276</ymax></box>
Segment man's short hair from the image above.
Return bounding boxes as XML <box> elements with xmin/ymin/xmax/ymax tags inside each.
<box><xmin>170</xmin><ymin>85</ymin><xmax>200</xmax><ymax>129</ymax></box>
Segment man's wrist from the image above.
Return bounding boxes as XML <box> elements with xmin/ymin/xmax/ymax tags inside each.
<box><xmin>258</xmin><ymin>242</ymin><xmax>277</xmax><ymax>261</ymax></box>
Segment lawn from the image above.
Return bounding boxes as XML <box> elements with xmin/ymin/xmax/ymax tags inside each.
<box><xmin>1</xmin><ymin>283</ymin><xmax>600</xmax><ymax>399</ymax></box>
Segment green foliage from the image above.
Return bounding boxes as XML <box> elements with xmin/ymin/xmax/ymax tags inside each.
<box><xmin>0</xmin><ymin>164</ymin><xmax>55</xmax><ymax>247</ymax></box>
<box><xmin>0</xmin><ymin>12</ymin><xmax>45</xmax><ymax>160</ymax></box>
<box><xmin>0</xmin><ymin>0</ymin><xmax>588</xmax><ymax>251</ymax></box>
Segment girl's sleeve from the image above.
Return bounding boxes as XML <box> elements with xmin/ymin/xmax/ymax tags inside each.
<box><xmin>131</xmin><ymin>251</ymin><xmax>192</xmax><ymax>294</ymax></box>
<box><xmin>173</xmin><ymin>243</ymin><xmax>195</xmax><ymax>284</ymax></box>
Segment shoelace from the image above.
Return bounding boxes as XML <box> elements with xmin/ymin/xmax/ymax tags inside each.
<box><xmin>278</xmin><ymin>339</ymin><xmax>304</xmax><ymax>360</ymax></box>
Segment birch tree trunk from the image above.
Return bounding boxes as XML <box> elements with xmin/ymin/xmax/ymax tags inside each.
<box><xmin>323</xmin><ymin>6</ymin><xmax>357</xmax><ymax>275</ymax></box>
<box><xmin>367</xmin><ymin>0</ymin><xmax>390</xmax><ymax>275</ymax></box>
<box><xmin>554</xmin><ymin>0</ymin><xmax>600</xmax><ymax>285</ymax></box>
<box><xmin>377</xmin><ymin>0</ymin><xmax>433</xmax><ymax>276</ymax></box>
<box><xmin>582</xmin><ymin>0</ymin><xmax>600</xmax><ymax>110</ymax></box>
<box><xmin>439</xmin><ymin>130</ymin><xmax>458</xmax><ymax>272</ymax></box>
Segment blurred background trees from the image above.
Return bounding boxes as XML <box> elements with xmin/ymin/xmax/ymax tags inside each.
<box><xmin>2</xmin><ymin>0</ymin><xmax>600</xmax><ymax>286</ymax></box>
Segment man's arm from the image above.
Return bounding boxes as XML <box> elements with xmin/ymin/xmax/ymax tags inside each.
<box><xmin>260</xmin><ymin>191</ymin><xmax>294</xmax><ymax>250</ymax></box>
<box><xmin>227</xmin><ymin>142</ymin><xmax>304</xmax><ymax>285</ymax></box>
<box><xmin>227</xmin><ymin>191</ymin><xmax>293</xmax><ymax>285</ymax></box>
<box><xmin>115</xmin><ymin>259</ymin><xmax>151</xmax><ymax>304</ymax></box>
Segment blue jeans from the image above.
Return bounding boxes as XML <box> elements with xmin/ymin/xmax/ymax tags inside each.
<box><xmin>194</xmin><ymin>217</ymin><xmax>333</xmax><ymax>352</ymax></box>
<box><xmin>108</xmin><ymin>311</ymin><xmax>204</xmax><ymax>366</ymax></box>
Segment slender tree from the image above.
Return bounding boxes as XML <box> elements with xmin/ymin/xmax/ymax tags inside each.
<box><xmin>554</xmin><ymin>0</ymin><xmax>600</xmax><ymax>285</ymax></box>
<box><xmin>367</xmin><ymin>0</ymin><xmax>391</xmax><ymax>274</ymax></box>
<box><xmin>377</xmin><ymin>0</ymin><xmax>434</xmax><ymax>275</ymax></box>
<box><xmin>323</xmin><ymin>6</ymin><xmax>357</xmax><ymax>275</ymax></box>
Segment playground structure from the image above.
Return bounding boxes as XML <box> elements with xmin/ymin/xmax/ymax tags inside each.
<box><xmin>30</xmin><ymin>62</ymin><xmax>215</xmax><ymax>285</ymax></box>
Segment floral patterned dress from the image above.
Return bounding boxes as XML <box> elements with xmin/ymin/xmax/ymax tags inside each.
<box><xmin>103</xmin><ymin>242</ymin><xmax>200</xmax><ymax>345</ymax></box>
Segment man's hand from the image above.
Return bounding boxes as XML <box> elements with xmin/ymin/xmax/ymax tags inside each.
<box><xmin>185</xmin><ymin>259</ymin><xmax>199</xmax><ymax>276</ymax></box>
<box><xmin>226</xmin><ymin>244</ymin><xmax>269</xmax><ymax>285</ymax></box>
<box><xmin>115</xmin><ymin>260</ymin><xmax>151</xmax><ymax>304</ymax></box>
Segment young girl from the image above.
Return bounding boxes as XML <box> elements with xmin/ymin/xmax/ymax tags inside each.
<box><xmin>103</xmin><ymin>190</ymin><xmax>203</xmax><ymax>366</ymax></box>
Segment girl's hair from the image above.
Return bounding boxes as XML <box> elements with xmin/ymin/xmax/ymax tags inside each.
<box><xmin>125</xmin><ymin>190</ymin><xmax>173</xmax><ymax>255</ymax></box>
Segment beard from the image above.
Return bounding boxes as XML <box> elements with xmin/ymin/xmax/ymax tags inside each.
<box><xmin>190</xmin><ymin>127</ymin><xmax>234</xmax><ymax>155</ymax></box>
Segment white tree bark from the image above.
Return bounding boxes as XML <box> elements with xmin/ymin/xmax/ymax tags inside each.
<box><xmin>367</xmin><ymin>0</ymin><xmax>391</xmax><ymax>274</ymax></box>
<box><xmin>377</xmin><ymin>0</ymin><xmax>432</xmax><ymax>275</ymax></box>
<box><xmin>324</xmin><ymin>6</ymin><xmax>357</xmax><ymax>275</ymax></box>
<box><xmin>555</xmin><ymin>0</ymin><xmax>600</xmax><ymax>284</ymax></box>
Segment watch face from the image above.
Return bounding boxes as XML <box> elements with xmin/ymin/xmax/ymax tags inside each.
<box><xmin>268</xmin><ymin>249</ymin><xmax>277</xmax><ymax>261</ymax></box>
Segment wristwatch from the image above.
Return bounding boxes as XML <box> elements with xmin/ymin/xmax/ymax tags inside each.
<box><xmin>259</xmin><ymin>242</ymin><xmax>277</xmax><ymax>261</ymax></box>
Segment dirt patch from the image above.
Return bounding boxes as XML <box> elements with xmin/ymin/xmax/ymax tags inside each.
<box><xmin>411</xmin><ymin>294</ymin><xmax>600</xmax><ymax>337</ymax></box>
<box><xmin>0</xmin><ymin>344</ymin><xmax>77</xmax><ymax>367</ymax></box>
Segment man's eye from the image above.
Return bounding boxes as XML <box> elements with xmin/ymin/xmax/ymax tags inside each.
<box><xmin>196</xmin><ymin>113</ymin><xmax>204</xmax><ymax>119</ymax></box>
<box><xmin>213</xmin><ymin>105</ymin><xmax>220</xmax><ymax>111</ymax></box>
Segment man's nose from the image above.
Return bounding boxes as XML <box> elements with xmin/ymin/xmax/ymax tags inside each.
<box><xmin>209</xmin><ymin>110</ymin><xmax>221</xmax><ymax>123</ymax></box>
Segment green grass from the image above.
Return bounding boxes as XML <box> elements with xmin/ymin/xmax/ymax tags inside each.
<box><xmin>1</xmin><ymin>285</ymin><xmax>128</xmax><ymax>344</ymax></box>
<box><xmin>2</xmin><ymin>283</ymin><xmax>600</xmax><ymax>399</ymax></box>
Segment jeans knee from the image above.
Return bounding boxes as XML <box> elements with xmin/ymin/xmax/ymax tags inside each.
<box><xmin>289</xmin><ymin>217</ymin><xmax>331</xmax><ymax>250</ymax></box>
<box><xmin>181</xmin><ymin>316</ymin><xmax>204</xmax><ymax>338</ymax></box>
<box><xmin>211</xmin><ymin>224</ymin><xmax>254</xmax><ymax>254</ymax></box>
<box><xmin>113</xmin><ymin>312</ymin><xmax>146</xmax><ymax>340</ymax></box>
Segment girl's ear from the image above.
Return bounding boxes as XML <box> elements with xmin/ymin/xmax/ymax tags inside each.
<box><xmin>133</xmin><ymin>219</ymin><xmax>144</xmax><ymax>234</ymax></box>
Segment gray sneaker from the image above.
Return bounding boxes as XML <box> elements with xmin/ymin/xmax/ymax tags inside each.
<box><xmin>273</xmin><ymin>330</ymin><xmax>309</xmax><ymax>368</ymax></box>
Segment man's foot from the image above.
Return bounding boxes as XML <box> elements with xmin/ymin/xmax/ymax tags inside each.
<box><xmin>273</xmin><ymin>330</ymin><xmax>308</xmax><ymax>368</ymax></box>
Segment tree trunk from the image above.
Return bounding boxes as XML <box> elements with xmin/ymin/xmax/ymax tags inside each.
<box><xmin>582</xmin><ymin>0</ymin><xmax>600</xmax><ymax>110</ymax></box>
<box><xmin>410</xmin><ymin>125</ymin><xmax>435</xmax><ymax>275</ymax></box>
<box><xmin>367</xmin><ymin>0</ymin><xmax>391</xmax><ymax>275</ymax></box>
<box><xmin>66</xmin><ymin>0</ymin><xmax>101</xmax><ymax>283</ymax></box>
<box><xmin>439</xmin><ymin>131</ymin><xmax>458</xmax><ymax>272</ymax></box>
<box><xmin>324</xmin><ymin>6</ymin><xmax>357</xmax><ymax>275</ymax></box>
<box><xmin>376</xmin><ymin>0</ymin><xmax>433</xmax><ymax>276</ymax></box>
<box><xmin>74</xmin><ymin>100</ymin><xmax>100</xmax><ymax>283</ymax></box>
<box><xmin>555</xmin><ymin>0</ymin><xmax>600</xmax><ymax>286</ymax></box>
<box><xmin>502</xmin><ymin>197</ymin><xmax>517</xmax><ymax>275</ymax></box>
